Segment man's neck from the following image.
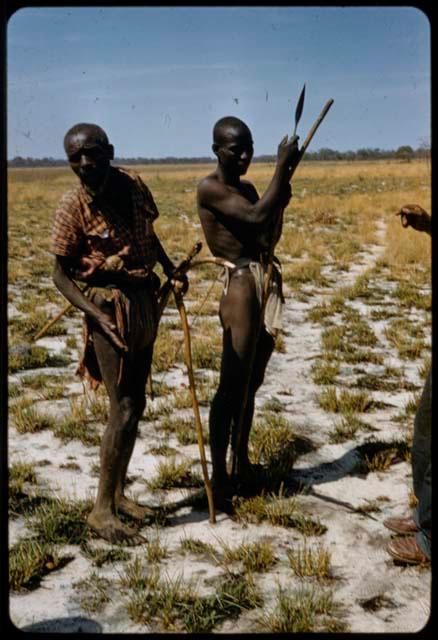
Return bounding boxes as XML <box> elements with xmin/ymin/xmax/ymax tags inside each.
<box><xmin>83</xmin><ymin>165</ymin><xmax>113</xmax><ymax>198</ymax></box>
<box><xmin>216</xmin><ymin>164</ymin><xmax>241</xmax><ymax>188</ymax></box>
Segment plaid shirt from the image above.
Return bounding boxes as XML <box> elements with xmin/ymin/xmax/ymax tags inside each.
<box><xmin>51</xmin><ymin>166</ymin><xmax>159</xmax><ymax>270</ymax></box>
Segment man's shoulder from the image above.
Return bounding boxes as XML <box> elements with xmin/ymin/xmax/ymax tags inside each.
<box><xmin>115</xmin><ymin>166</ymin><xmax>154</xmax><ymax>196</ymax></box>
<box><xmin>113</xmin><ymin>165</ymin><xmax>142</xmax><ymax>185</ymax></box>
<box><xmin>56</xmin><ymin>185</ymin><xmax>83</xmax><ymax>212</ymax></box>
<box><xmin>197</xmin><ymin>173</ymin><xmax>226</xmax><ymax>199</ymax></box>
<box><xmin>197</xmin><ymin>172</ymin><xmax>216</xmax><ymax>187</ymax></box>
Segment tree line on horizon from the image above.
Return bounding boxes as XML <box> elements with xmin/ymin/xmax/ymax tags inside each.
<box><xmin>8</xmin><ymin>144</ymin><xmax>429</xmax><ymax>168</ymax></box>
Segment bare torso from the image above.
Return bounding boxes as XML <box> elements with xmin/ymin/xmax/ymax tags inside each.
<box><xmin>197</xmin><ymin>172</ymin><xmax>267</xmax><ymax>263</ymax></box>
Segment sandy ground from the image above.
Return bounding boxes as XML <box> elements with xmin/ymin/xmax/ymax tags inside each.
<box><xmin>8</xmin><ymin>220</ymin><xmax>431</xmax><ymax>633</ymax></box>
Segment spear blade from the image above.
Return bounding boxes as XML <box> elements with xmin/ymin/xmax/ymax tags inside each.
<box><xmin>293</xmin><ymin>83</ymin><xmax>306</xmax><ymax>137</ymax></box>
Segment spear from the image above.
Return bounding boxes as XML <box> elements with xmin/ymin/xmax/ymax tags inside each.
<box><xmin>292</xmin><ymin>83</ymin><xmax>306</xmax><ymax>138</ymax></box>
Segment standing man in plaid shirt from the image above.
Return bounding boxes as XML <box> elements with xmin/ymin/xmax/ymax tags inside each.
<box><xmin>51</xmin><ymin>123</ymin><xmax>186</xmax><ymax>544</ymax></box>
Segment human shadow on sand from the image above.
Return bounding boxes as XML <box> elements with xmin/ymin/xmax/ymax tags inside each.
<box><xmin>143</xmin><ymin>439</ymin><xmax>407</xmax><ymax>524</ymax></box>
<box><xmin>19</xmin><ymin>616</ymin><xmax>103</xmax><ymax>633</ymax></box>
<box><xmin>283</xmin><ymin>440</ymin><xmax>409</xmax><ymax>488</ymax></box>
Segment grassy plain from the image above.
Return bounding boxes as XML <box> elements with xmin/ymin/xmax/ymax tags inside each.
<box><xmin>8</xmin><ymin>158</ymin><xmax>431</xmax><ymax>632</ymax></box>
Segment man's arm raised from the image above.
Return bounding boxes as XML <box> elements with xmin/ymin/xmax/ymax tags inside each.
<box><xmin>198</xmin><ymin>135</ymin><xmax>299</xmax><ymax>226</ymax></box>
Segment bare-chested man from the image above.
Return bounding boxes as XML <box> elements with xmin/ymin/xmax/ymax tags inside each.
<box><xmin>51</xmin><ymin>123</ymin><xmax>186</xmax><ymax>544</ymax></box>
<box><xmin>197</xmin><ymin>116</ymin><xmax>300</xmax><ymax>511</ymax></box>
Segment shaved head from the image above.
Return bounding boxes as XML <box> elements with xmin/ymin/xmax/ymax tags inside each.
<box><xmin>213</xmin><ymin>117</ymin><xmax>252</xmax><ymax>146</ymax></box>
<box><xmin>64</xmin><ymin>123</ymin><xmax>111</xmax><ymax>155</ymax></box>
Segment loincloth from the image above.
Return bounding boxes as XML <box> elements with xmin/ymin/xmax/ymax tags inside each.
<box><xmin>223</xmin><ymin>257</ymin><xmax>284</xmax><ymax>337</ymax></box>
<box><xmin>77</xmin><ymin>283</ymin><xmax>159</xmax><ymax>390</ymax></box>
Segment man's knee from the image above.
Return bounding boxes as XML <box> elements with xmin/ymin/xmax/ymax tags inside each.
<box><xmin>114</xmin><ymin>396</ymin><xmax>145</xmax><ymax>431</ymax></box>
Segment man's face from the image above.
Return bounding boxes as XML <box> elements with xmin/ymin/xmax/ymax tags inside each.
<box><xmin>65</xmin><ymin>130</ymin><xmax>112</xmax><ymax>191</ymax></box>
<box><xmin>215</xmin><ymin>127</ymin><xmax>254</xmax><ymax>175</ymax></box>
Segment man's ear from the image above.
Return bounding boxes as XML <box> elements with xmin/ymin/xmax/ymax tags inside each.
<box><xmin>212</xmin><ymin>143</ymin><xmax>219</xmax><ymax>156</ymax></box>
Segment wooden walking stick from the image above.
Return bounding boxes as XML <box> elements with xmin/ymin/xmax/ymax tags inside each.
<box><xmin>148</xmin><ymin>242</ymin><xmax>203</xmax><ymax>399</ymax></box>
<box><xmin>231</xmin><ymin>92</ymin><xmax>334</xmax><ymax>480</ymax></box>
<box><xmin>173</xmin><ymin>288</ymin><xmax>216</xmax><ymax>524</ymax></box>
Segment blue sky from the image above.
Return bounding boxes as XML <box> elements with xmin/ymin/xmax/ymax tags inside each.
<box><xmin>7</xmin><ymin>6</ymin><xmax>430</xmax><ymax>159</ymax></box>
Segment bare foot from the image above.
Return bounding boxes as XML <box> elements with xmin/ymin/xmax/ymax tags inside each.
<box><xmin>116</xmin><ymin>496</ymin><xmax>155</xmax><ymax>521</ymax></box>
<box><xmin>211</xmin><ymin>477</ymin><xmax>234</xmax><ymax>515</ymax></box>
<box><xmin>87</xmin><ymin>511</ymin><xmax>147</xmax><ymax>546</ymax></box>
<box><xmin>234</xmin><ymin>462</ymin><xmax>265</xmax><ymax>494</ymax></box>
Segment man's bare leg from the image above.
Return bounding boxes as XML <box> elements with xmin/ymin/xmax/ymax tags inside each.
<box><xmin>233</xmin><ymin>328</ymin><xmax>275</xmax><ymax>484</ymax></box>
<box><xmin>87</xmin><ymin>310</ymin><xmax>148</xmax><ymax>544</ymax></box>
<box><xmin>114</xmin><ymin>346</ymin><xmax>155</xmax><ymax>520</ymax></box>
<box><xmin>209</xmin><ymin>269</ymin><xmax>260</xmax><ymax>510</ymax></box>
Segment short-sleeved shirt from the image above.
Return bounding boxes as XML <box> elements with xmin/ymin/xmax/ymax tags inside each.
<box><xmin>51</xmin><ymin>166</ymin><xmax>159</xmax><ymax>271</ymax></box>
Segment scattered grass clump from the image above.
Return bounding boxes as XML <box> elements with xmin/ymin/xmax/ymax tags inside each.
<box><xmin>359</xmin><ymin>440</ymin><xmax>411</xmax><ymax>473</ymax></box>
<box><xmin>249</xmin><ymin>416</ymin><xmax>296</xmax><ymax>472</ymax></box>
<box><xmin>26</xmin><ymin>497</ymin><xmax>93</xmax><ymax>545</ymax></box>
<box><xmin>10</xmin><ymin>311</ymin><xmax>67</xmax><ymax>339</ymax></box>
<box><xmin>146</xmin><ymin>536</ymin><xmax>169</xmax><ymax>563</ymax></box>
<box><xmin>159</xmin><ymin>415</ymin><xmax>208</xmax><ymax>446</ymax></box>
<box><xmin>260</xmin><ymin>584</ymin><xmax>346</xmax><ymax>633</ymax></box>
<box><xmin>21</xmin><ymin>372</ymin><xmax>53</xmax><ymax>389</ymax></box>
<box><xmin>10</xmin><ymin>399</ymin><xmax>56</xmax><ymax>434</ymax></box>
<box><xmin>418</xmin><ymin>356</ymin><xmax>431</xmax><ymax>379</ymax></box>
<box><xmin>52</xmin><ymin>416</ymin><xmax>101</xmax><ymax>446</ymax></box>
<box><xmin>307</xmin><ymin>302</ymin><xmax>340</xmax><ymax>324</ymax></box>
<box><xmin>153</xmin><ymin>325</ymin><xmax>183</xmax><ymax>372</ymax></box>
<box><xmin>8</xmin><ymin>382</ymin><xmax>23</xmax><ymax>398</ymax></box>
<box><xmin>261</xmin><ymin>396</ymin><xmax>285</xmax><ymax>413</ymax></box>
<box><xmin>80</xmin><ymin>543</ymin><xmax>131</xmax><ymax>567</ymax></box>
<box><xmin>192</xmin><ymin>339</ymin><xmax>221</xmax><ymax>371</ymax></box>
<box><xmin>393</xmin><ymin>391</ymin><xmax>423</xmax><ymax>425</ymax></box>
<box><xmin>87</xmin><ymin>393</ymin><xmax>110</xmax><ymax>423</ymax></box>
<box><xmin>145</xmin><ymin>399</ymin><xmax>173</xmax><ymax>421</ymax></box>
<box><xmin>234</xmin><ymin>490</ymin><xmax>326</xmax><ymax>535</ymax></box>
<box><xmin>283</xmin><ymin>260</ymin><xmax>328</xmax><ymax>289</ymax></box>
<box><xmin>287</xmin><ymin>541</ymin><xmax>332</xmax><ymax>579</ymax></box>
<box><xmin>171</xmin><ymin>389</ymin><xmax>193</xmax><ymax>410</ymax></box>
<box><xmin>73</xmin><ymin>572</ymin><xmax>111</xmax><ymax>613</ymax></box>
<box><xmin>9</xmin><ymin>460</ymin><xmax>38</xmax><ymax>485</ymax></box>
<box><xmin>317</xmin><ymin>387</ymin><xmax>374</xmax><ymax>414</ymax></box>
<box><xmin>179</xmin><ymin>537</ymin><xmax>216</xmax><ymax>557</ymax></box>
<box><xmin>147</xmin><ymin>457</ymin><xmax>203</xmax><ymax>490</ymax></box>
<box><xmin>9</xmin><ymin>539</ymin><xmax>63</xmax><ymax>592</ymax></box>
<box><xmin>39</xmin><ymin>384</ymin><xmax>67</xmax><ymax>400</ymax></box>
<box><xmin>218</xmin><ymin>539</ymin><xmax>278</xmax><ymax>573</ymax></box>
<box><xmin>9</xmin><ymin>461</ymin><xmax>42</xmax><ymax>516</ymax></box>
<box><xmin>311</xmin><ymin>360</ymin><xmax>340</xmax><ymax>386</ymax></box>
<box><xmin>352</xmin><ymin>373</ymin><xmax>400</xmax><ymax>392</ymax></box>
<box><xmin>147</xmin><ymin>444</ymin><xmax>178</xmax><ymax>457</ymax></box>
<box><xmin>328</xmin><ymin>413</ymin><xmax>373</xmax><ymax>443</ymax></box>
<box><xmin>384</xmin><ymin>317</ymin><xmax>427</xmax><ymax>360</ymax></box>
<box><xmin>123</xmin><ymin>562</ymin><xmax>262</xmax><ymax>632</ymax></box>
<box><xmin>9</xmin><ymin>345</ymin><xmax>70</xmax><ymax>373</ymax></box>
<box><xmin>393</xmin><ymin>282</ymin><xmax>431</xmax><ymax>311</ymax></box>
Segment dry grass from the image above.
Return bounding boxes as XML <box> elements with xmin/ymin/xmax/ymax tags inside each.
<box><xmin>7</xmin><ymin>158</ymin><xmax>431</xmax><ymax>632</ymax></box>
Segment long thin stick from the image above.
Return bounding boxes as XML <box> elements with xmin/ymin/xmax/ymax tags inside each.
<box><xmin>173</xmin><ymin>289</ymin><xmax>216</xmax><ymax>524</ymax></box>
